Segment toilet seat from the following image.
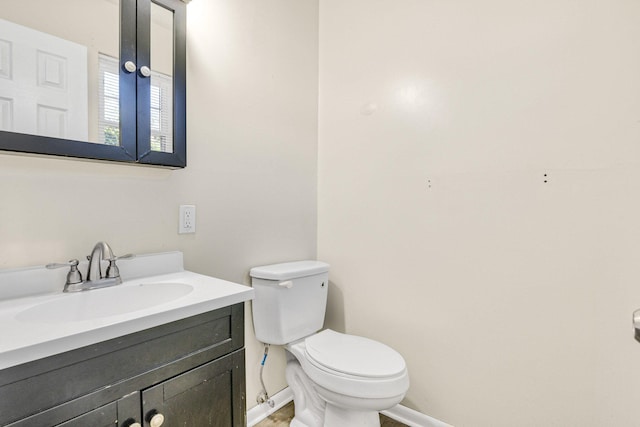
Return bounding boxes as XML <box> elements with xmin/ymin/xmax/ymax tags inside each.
<box><xmin>304</xmin><ymin>329</ymin><xmax>406</xmax><ymax>379</ymax></box>
<box><xmin>287</xmin><ymin>329</ymin><xmax>410</xmax><ymax>400</ymax></box>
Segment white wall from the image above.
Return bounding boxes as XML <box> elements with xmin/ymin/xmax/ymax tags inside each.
<box><xmin>318</xmin><ymin>1</ymin><xmax>640</xmax><ymax>425</ymax></box>
<box><xmin>0</xmin><ymin>0</ymin><xmax>318</xmax><ymax>410</ymax></box>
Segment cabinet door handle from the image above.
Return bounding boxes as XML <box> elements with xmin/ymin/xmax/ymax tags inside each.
<box><xmin>139</xmin><ymin>66</ymin><xmax>152</xmax><ymax>78</ymax></box>
<box><xmin>149</xmin><ymin>413</ymin><xmax>165</xmax><ymax>427</ymax></box>
<box><xmin>123</xmin><ymin>61</ymin><xmax>137</xmax><ymax>73</ymax></box>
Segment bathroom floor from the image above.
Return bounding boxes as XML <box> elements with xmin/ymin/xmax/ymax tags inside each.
<box><xmin>254</xmin><ymin>402</ymin><xmax>409</xmax><ymax>427</ymax></box>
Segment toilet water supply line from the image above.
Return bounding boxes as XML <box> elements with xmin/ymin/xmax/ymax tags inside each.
<box><xmin>257</xmin><ymin>343</ymin><xmax>275</xmax><ymax>408</ymax></box>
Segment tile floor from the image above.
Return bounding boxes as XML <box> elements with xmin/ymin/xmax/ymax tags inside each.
<box><xmin>255</xmin><ymin>402</ymin><xmax>408</xmax><ymax>427</ymax></box>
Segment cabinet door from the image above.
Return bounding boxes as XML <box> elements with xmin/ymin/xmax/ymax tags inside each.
<box><xmin>142</xmin><ymin>350</ymin><xmax>246</xmax><ymax>427</ymax></box>
<box><xmin>135</xmin><ymin>0</ymin><xmax>186</xmax><ymax>167</ymax></box>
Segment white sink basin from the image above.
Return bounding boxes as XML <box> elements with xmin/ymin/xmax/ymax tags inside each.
<box><xmin>16</xmin><ymin>282</ymin><xmax>193</xmax><ymax>323</ymax></box>
<box><xmin>0</xmin><ymin>251</ymin><xmax>254</xmax><ymax>370</ymax></box>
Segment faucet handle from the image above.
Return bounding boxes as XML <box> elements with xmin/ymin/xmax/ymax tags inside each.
<box><xmin>112</xmin><ymin>253</ymin><xmax>135</xmax><ymax>261</ymax></box>
<box><xmin>46</xmin><ymin>259</ymin><xmax>79</xmax><ymax>269</ymax></box>
<box><xmin>46</xmin><ymin>259</ymin><xmax>83</xmax><ymax>285</ymax></box>
<box><xmin>105</xmin><ymin>253</ymin><xmax>135</xmax><ymax>279</ymax></box>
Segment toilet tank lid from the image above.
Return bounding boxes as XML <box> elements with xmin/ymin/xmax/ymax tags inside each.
<box><xmin>250</xmin><ymin>260</ymin><xmax>330</xmax><ymax>280</ymax></box>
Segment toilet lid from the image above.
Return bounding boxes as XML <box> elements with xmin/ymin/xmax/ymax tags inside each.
<box><xmin>304</xmin><ymin>330</ymin><xmax>406</xmax><ymax>378</ymax></box>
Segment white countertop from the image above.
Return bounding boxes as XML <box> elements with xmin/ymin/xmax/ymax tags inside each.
<box><xmin>0</xmin><ymin>252</ymin><xmax>254</xmax><ymax>370</ymax></box>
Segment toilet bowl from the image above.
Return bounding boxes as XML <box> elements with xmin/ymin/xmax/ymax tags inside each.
<box><xmin>250</xmin><ymin>261</ymin><xmax>410</xmax><ymax>427</ymax></box>
<box><xmin>286</xmin><ymin>329</ymin><xmax>409</xmax><ymax>426</ymax></box>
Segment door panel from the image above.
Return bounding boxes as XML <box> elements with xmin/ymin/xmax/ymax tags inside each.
<box><xmin>142</xmin><ymin>351</ymin><xmax>245</xmax><ymax>427</ymax></box>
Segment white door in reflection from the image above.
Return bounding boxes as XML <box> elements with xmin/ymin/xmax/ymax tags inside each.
<box><xmin>0</xmin><ymin>18</ymin><xmax>88</xmax><ymax>140</ymax></box>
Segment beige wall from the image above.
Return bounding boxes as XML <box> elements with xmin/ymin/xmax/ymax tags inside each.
<box><xmin>318</xmin><ymin>1</ymin><xmax>640</xmax><ymax>426</ymax></box>
<box><xmin>0</xmin><ymin>0</ymin><xmax>318</xmax><ymax>410</ymax></box>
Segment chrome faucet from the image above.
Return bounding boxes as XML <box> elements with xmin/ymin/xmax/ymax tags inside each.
<box><xmin>84</xmin><ymin>241</ymin><xmax>134</xmax><ymax>290</ymax></box>
<box><xmin>47</xmin><ymin>242</ymin><xmax>134</xmax><ymax>292</ymax></box>
<box><xmin>87</xmin><ymin>242</ymin><xmax>122</xmax><ymax>284</ymax></box>
<box><xmin>86</xmin><ymin>241</ymin><xmax>115</xmax><ymax>282</ymax></box>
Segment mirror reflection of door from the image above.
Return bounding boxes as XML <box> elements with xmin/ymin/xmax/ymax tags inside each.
<box><xmin>0</xmin><ymin>19</ymin><xmax>88</xmax><ymax>140</ymax></box>
<box><xmin>0</xmin><ymin>0</ymin><xmax>120</xmax><ymax>146</ymax></box>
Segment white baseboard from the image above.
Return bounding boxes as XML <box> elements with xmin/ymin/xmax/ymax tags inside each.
<box><xmin>246</xmin><ymin>386</ymin><xmax>453</xmax><ymax>427</ymax></box>
<box><xmin>382</xmin><ymin>404</ymin><xmax>454</xmax><ymax>427</ymax></box>
<box><xmin>246</xmin><ymin>387</ymin><xmax>294</xmax><ymax>427</ymax></box>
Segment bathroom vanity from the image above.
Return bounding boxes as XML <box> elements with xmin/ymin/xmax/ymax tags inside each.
<box><xmin>0</xmin><ymin>252</ymin><xmax>254</xmax><ymax>427</ymax></box>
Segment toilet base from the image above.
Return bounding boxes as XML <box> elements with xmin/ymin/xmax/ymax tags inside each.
<box><xmin>286</xmin><ymin>357</ymin><xmax>325</xmax><ymax>427</ymax></box>
<box><xmin>285</xmin><ymin>351</ymin><xmax>387</xmax><ymax>427</ymax></box>
<box><xmin>324</xmin><ymin>404</ymin><xmax>380</xmax><ymax>427</ymax></box>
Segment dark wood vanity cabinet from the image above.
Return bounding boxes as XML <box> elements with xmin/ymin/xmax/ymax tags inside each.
<box><xmin>0</xmin><ymin>304</ymin><xmax>246</xmax><ymax>427</ymax></box>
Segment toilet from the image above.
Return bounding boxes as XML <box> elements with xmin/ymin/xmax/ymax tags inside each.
<box><xmin>250</xmin><ymin>261</ymin><xmax>409</xmax><ymax>427</ymax></box>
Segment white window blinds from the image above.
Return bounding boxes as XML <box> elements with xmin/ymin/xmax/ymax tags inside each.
<box><xmin>98</xmin><ymin>54</ymin><xmax>120</xmax><ymax>146</ymax></box>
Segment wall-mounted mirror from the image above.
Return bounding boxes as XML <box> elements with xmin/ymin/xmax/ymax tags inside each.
<box><xmin>0</xmin><ymin>0</ymin><xmax>120</xmax><ymax>144</ymax></box>
<box><xmin>0</xmin><ymin>0</ymin><xmax>186</xmax><ymax>167</ymax></box>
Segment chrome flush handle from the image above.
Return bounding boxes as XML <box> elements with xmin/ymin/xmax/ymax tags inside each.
<box><xmin>634</xmin><ymin>309</ymin><xmax>640</xmax><ymax>343</ymax></box>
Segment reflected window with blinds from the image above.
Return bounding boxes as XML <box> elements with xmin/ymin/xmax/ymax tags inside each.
<box><xmin>150</xmin><ymin>74</ymin><xmax>173</xmax><ymax>153</ymax></box>
<box><xmin>98</xmin><ymin>55</ymin><xmax>120</xmax><ymax>146</ymax></box>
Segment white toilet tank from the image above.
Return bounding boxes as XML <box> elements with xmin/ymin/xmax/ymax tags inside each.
<box><xmin>250</xmin><ymin>261</ymin><xmax>330</xmax><ymax>345</ymax></box>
